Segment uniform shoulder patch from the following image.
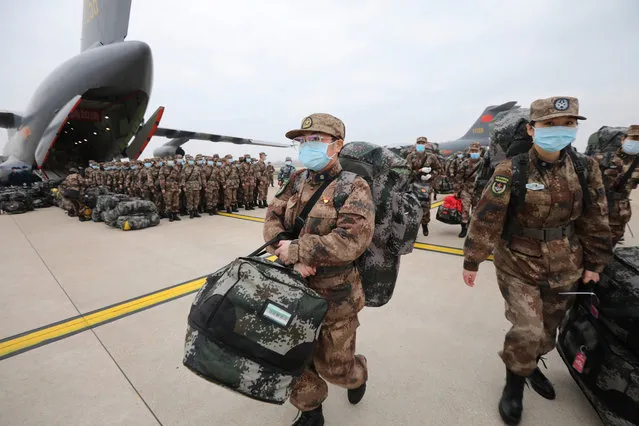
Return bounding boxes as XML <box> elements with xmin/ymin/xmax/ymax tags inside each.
<box><xmin>491</xmin><ymin>175</ymin><xmax>510</xmax><ymax>196</ymax></box>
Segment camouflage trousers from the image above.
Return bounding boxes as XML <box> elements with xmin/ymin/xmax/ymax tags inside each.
<box><xmin>224</xmin><ymin>186</ymin><xmax>237</xmax><ymax>209</ymax></box>
<box><xmin>205</xmin><ymin>184</ymin><xmax>220</xmax><ymax>210</ymax></box>
<box><xmin>163</xmin><ymin>188</ymin><xmax>180</xmax><ymax>213</ymax></box>
<box><xmin>421</xmin><ymin>196</ymin><xmax>431</xmax><ymax>225</ymax></box>
<box><xmin>186</xmin><ymin>186</ymin><xmax>201</xmax><ymax>211</ymax></box>
<box><xmin>496</xmin><ymin>268</ymin><xmax>577</xmax><ymax>376</ymax></box>
<box><xmin>460</xmin><ymin>189</ymin><xmax>477</xmax><ymax>224</ymax></box>
<box><xmin>609</xmin><ymin>199</ymin><xmax>631</xmax><ymax>245</ymax></box>
<box><xmin>290</xmin><ymin>313</ymin><xmax>367</xmax><ymax>411</ymax></box>
<box><xmin>141</xmin><ymin>188</ymin><xmax>153</xmax><ymax>201</ymax></box>
<box><xmin>242</xmin><ymin>184</ymin><xmax>255</xmax><ymax>204</ymax></box>
<box><xmin>269</xmin><ymin>176</ymin><xmax>274</xmax><ymax>187</ymax></box>
<box><xmin>258</xmin><ymin>179</ymin><xmax>269</xmax><ymax>200</ymax></box>
<box><xmin>153</xmin><ymin>188</ymin><xmax>165</xmax><ymax>214</ymax></box>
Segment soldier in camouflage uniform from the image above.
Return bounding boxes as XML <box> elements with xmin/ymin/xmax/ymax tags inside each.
<box><xmin>204</xmin><ymin>157</ymin><xmax>223</xmax><ymax>215</ymax></box>
<box><xmin>84</xmin><ymin>161</ymin><xmax>95</xmax><ymax>188</ymax></box>
<box><xmin>455</xmin><ymin>142</ymin><xmax>484</xmax><ymax>238</ymax></box>
<box><xmin>151</xmin><ymin>159</ymin><xmax>165</xmax><ymax>217</ymax></box>
<box><xmin>278</xmin><ymin>156</ymin><xmax>296</xmax><ymax>186</ymax></box>
<box><xmin>160</xmin><ymin>158</ymin><xmax>181</xmax><ymax>222</ymax></box>
<box><xmin>222</xmin><ymin>155</ymin><xmax>239</xmax><ymax>213</ymax></box>
<box><xmin>264</xmin><ymin>113</ymin><xmax>373</xmax><ymax>426</ymax></box>
<box><xmin>239</xmin><ymin>153</ymin><xmax>256</xmax><ymax>210</ymax></box>
<box><xmin>462</xmin><ymin>96</ymin><xmax>613</xmax><ymax>426</ymax></box>
<box><xmin>181</xmin><ymin>154</ymin><xmax>205</xmax><ymax>218</ymax></box>
<box><xmin>255</xmin><ymin>152</ymin><xmax>269</xmax><ymax>208</ymax></box>
<box><xmin>594</xmin><ymin>124</ymin><xmax>639</xmax><ymax>245</ymax></box>
<box><xmin>62</xmin><ymin>167</ymin><xmax>85</xmax><ymax>217</ymax></box>
<box><xmin>139</xmin><ymin>159</ymin><xmax>155</xmax><ymax>201</ymax></box>
<box><xmin>405</xmin><ymin>137</ymin><xmax>442</xmax><ymax>236</ymax></box>
<box><xmin>267</xmin><ymin>161</ymin><xmax>275</xmax><ymax>187</ymax></box>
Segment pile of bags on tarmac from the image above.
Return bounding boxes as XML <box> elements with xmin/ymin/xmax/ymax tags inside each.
<box><xmin>91</xmin><ymin>192</ymin><xmax>160</xmax><ymax>231</ymax></box>
<box><xmin>557</xmin><ymin>246</ymin><xmax>639</xmax><ymax>425</ymax></box>
<box><xmin>0</xmin><ymin>180</ymin><xmax>62</xmax><ymax>214</ymax></box>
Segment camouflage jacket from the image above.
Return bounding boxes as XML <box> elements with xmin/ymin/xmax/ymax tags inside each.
<box><xmin>239</xmin><ymin>162</ymin><xmax>256</xmax><ymax>186</ymax></box>
<box><xmin>222</xmin><ymin>164</ymin><xmax>240</xmax><ymax>188</ymax></box>
<box><xmin>181</xmin><ymin>164</ymin><xmax>205</xmax><ymax>189</ymax></box>
<box><xmin>594</xmin><ymin>149</ymin><xmax>639</xmax><ymax>227</ymax></box>
<box><xmin>150</xmin><ymin>167</ymin><xmax>160</xmax><ymax>189</ymax></box>
<box><xmin>107</xmin><ymin>169</ymin><xmax>122</xmax><ymax>189</ymax></box>
<box><xmin>255</xmin><ymin>160</ymin><xmax>268</xmax><ymax>182</ymax></box>
<box><xmin>93</xmin><ymin>169</ymin><xmax>106</xmax><ymax>187</ymax></box>
<box><xmin>84</xmin><ymin>168</ymin><xmax>94</xmax><ymax>187</ymax></box>
<box><xmin>159</xmin><ymin>165</ymin><xmax>181</xmax><ymax>190</ymax></box>
<box><xmin>263</xmin><ymin>161</ymin><xmax>375</xmax><ymax>299</ymax></box>
<box><xmin>463</xmin><ymin>148</ymin><xmax>612</xmax><ymax>286</ymax></box>
<box><xmin>202</xmin><ymin>165</ymin><xmax>213</xmax><ymax>183</ymax></box>
<box><xmin>455</xmin><ymin>158</ymin><xmax>484</xmax><ymax>193</ymax></box>
<box><xmin>405</xmin><ymin>150</ymin><xmax>442</xmax><ymax>183</ymax></box>
<box><xmin>266</xmin><ymin>165</ymin><xmax>275</xmax><ymax>176</ymax></box>
<box><xmin>63</xmin><ymin>173</ymin><xmax>84</xmax><ymax>191</ymax></box>
<box><xmin>278</xmin><ymin>164</ymin><xmax>296</xmax><ymax>182</ymax></box>
<box><xmin>207</xmin><ymin>166</ymin><xmax>224</xmax><ymax>185</ymax></box>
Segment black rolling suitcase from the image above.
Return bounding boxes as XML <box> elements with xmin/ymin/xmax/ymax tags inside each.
<box><xmin>558</xmin><ymin>304</ymin><xmax>639</xmax><ymax>426</ymax></box>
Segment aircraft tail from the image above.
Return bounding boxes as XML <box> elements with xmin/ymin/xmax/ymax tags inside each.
<box><xmin>81</xmin><ymin>0</ymin><xmax>132</xmax><ymax>51</ymax></box>
<box><xmin>457</xmin><ymin>101</ymin><xmax>519</xmax><ymax>140</ymax></box>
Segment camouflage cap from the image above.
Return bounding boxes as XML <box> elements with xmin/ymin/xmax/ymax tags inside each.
<box><xmin>259</xmin><ymin>152</ymin><xmax>266</xmax><ymax>156</ymax></box>
<box><xmin>469</xmin><ymin>142</ymin><xmax>482</xmax><ymax>151</ymax></box>
<box><xmin>416</xmin><ymin>136</ymin><xmax>428</xmax><ymax>143</ymax></box>
<box><xmin>627</xmin><ymin>125</ymin><xmax>639</xmax><ymax>138</ymax></box>
<box><xmin>285</xmin><ymin>113</ymin><xmax>345</xmax><ymax>140</ymax></box>
<box><xmin>285</xmin><ymin>156</ymin><xmax>292</xmax><ymax>161</ymax></box>
<box><xmin>530</xmin><ymin>96</ymin><xmax>586</xmax><ymax>122</ymax></box>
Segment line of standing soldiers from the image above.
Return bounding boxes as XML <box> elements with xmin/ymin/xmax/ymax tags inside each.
<box><xmin>81</xmin><ymin>152</ymin><xmax>276</xmax><ymax>222</ymax></box>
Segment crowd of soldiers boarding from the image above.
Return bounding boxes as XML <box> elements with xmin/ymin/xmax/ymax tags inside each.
<box><xmin>62</xmin><ymin>152</ymin><xmax>298</xmax><ymax>221</ymax></box>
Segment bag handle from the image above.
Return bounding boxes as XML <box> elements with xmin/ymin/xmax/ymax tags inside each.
<box><xmin>248</xmin><ymin>174</ymin><xmax>337</xmax><ymax>258</ymax></box>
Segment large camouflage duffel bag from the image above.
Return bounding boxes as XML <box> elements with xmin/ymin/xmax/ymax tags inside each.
<box><xmin>183</xmin><ymin>254</ymin><xmax>328</xmax><ymax>404</ymax></box>
<box><xmin>104</xmin><ymin>200</ymin><xmax>156</xmax><ymax>227</ymax></box>
<box><xmin>93</xmin><ymin>194</ymin><xmax>132</xmax><ymax>222</ymax></box>
<box><xmin>0</xmin><ymin>190</ymin><xmax>34</xmax><ymax>214</ymax></box>
<box><xmin>115</xmin><ymin>213</ymin><xmax>160</xmax><ymax>231</ymax></box>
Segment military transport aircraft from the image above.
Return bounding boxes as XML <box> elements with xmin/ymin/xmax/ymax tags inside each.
<box><xmin>389</xmin><ymin>101</ymin><xmax>520</xmax><ymax>158</ymax></box>
<box><xmin>0</xmin><ymin>0</ymin><xmax>289</xmax><ymax>184</ymax></box>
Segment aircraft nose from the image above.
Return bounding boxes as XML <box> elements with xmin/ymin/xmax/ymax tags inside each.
<box><xmin>120</xmin><ymin>41</ymin><xmax>152</xmax><ymax>69</ymax></box>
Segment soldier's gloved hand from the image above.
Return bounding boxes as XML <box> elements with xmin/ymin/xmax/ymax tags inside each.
<box><xmin>421</xmin><ymin>174</ymin><xmax>432</xmax><ymax>182</ymax></box>
<box><xmin>583</xmin><ymin>270</ymin><xmax>600</xmax><ymax>283</ymax></box>
<box><xmin>463</xmin><ymin>269</ymin><xmax>477</xmax><ymax>287</ymax></box>
<box><xmin>294</xmin><ymin>263</ymin><xmax>316</xmax><ymax>278</ymax></box>
<box><xmin>421</xmin><ymin>167</ymin><xmax>431</xmax><ymax>173</ymax></box>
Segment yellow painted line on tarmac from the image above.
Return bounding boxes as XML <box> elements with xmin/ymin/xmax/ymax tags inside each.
<box><xmin>0</xmin><ymin>277</ymin><xmax>207</xmax><ymax>361</ymax></box>
<box><xmin>431</xmin><ymin>200</ymin><xmax>443</xmax><ymax>209</ymax></box>
<box><xmin>217</xmin><ymin>211</ymin><xmax>265</xmax><ymax>223</ymax></box>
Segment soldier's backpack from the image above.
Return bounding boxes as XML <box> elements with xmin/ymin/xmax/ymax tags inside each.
<box><xmin>585</xmin><ymin>126</ymin><xmax>628</xmax><ymax>156</ymax></box>
<box><xmin>474</xmin><ymin>108</ymin><xmax>532</xmax><ymax>200</ymax></box>
<box><xmin>183</xmin><ymin>249</ymin><xmax>328</xmax><ymax>404</ymax></box>
<box><xmin>558</xmin><ymin>302</ymin><xmax>639</xmax><ymax>426</ymax></box>
<box><xmin>116</xmin><ymin>213</ymin><xmax>161</xmax><ymax>231</ymax></box>
<box><xmin>337</xmin><ymin>141</ymin><xmax>422</xmax><ymax>307</ymax></box>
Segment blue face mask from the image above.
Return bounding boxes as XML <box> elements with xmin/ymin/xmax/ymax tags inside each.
<box><xmin>533</xmin><ymin>126</ymin><xmax>578</xmax><ymax>153</ymax></box>
<box><xmin>470</xmin><ymin>152</ymin><xmax>480</xmax><ymax>160</ymax></box>
<box><xmin>207</xmin><ymin>161</ymin><xmax>214</xmax><ymax>166</ymax></box>
<box><xmin>178</xmin><ymin>159</ymin><xmax>185</xmax><ymax>165</ymax></box>
<box><xmin>167</xmin><ymin>161</ymin><xmax>175</xmax><ymax>167</ymax></box>
<box><xmin>416</xmin><ymin>144</ymin><xmax>425</xmax><ymax>153</ymax></box>
<box><xmin>217</xmin><ymin>161</ymin><xmax>222</xmax><ymax>167</ymax></box>
<box><xmin>131</xmin><ymin>165</ymin><xmax>138</xmax><ymax>170</ymax></box>
<box><xmin>299</xmin><ymin>141</ymin><xmax>334</xmax><ymax>171</ymax></box>
<box><xmin>144</xmin><ymin>163</ymin><xmax>152</xmax><ymax>168</ymax></box>
<box><xmin>457</xmin><ymin>154</ymin><xmax>463</xmax><ymax>159</ymax></box>
<box><xmin>622</xmin><ymin>139</ymin><xmax>639</xmax><ymax>155</ymax></box>
<box><xmin>188</xmin><ymin>160</ymin><xmax>195</xmax><ymax>165</ymax></box>
<box><xmin>158</xmin><ymin>161</ymin><xmax>164</xmax><ymax>166</ymax></box>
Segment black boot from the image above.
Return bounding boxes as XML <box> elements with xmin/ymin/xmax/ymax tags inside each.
<box><xmin>208</xmin><ymin>209</ymin><xmax>214</xmax><ymax>216</ymax></box>
<box><xmin>528</xmin><ymin>357</ymin><xmax>556</xmax><ymax>400</ymax></box>
<box><xmin>189</xmin><ymin>210</ymin><xmax>195</xmax><ymax>219</ymax></box>
<box><xmin>348</xmin><ymin>383</ymin><xmax>367</xmax><ymax>405</ymax></box>
<box><xmin>292</xmin><ymin>405</ymin><xmax>324</xmax><ymax>426</ymax></box>
<box><xmin>232</xmin><ymin>204</ymin><xmax>239</xmax><ymax>212</ymax></box>
<box><xmin>194</xmin><ymin>210</ymin><xmax>201</xmax><ymax>218</ymax></box>
<box><xmin>422</xmin><ymin>224</ymin><xmax>429</xmax><ymax>236</ymax></box>
<box><xmin>169</xmin><ymin>213</ymin><xmax>175</xmax><ymax>222</ymax></box>
<box><xmin>262</xmin><ymin>199</ymin><xmax>268</xmax><ymax>208</ymax></box>
<box><xmin>458</xmin><ymin>223</ymin><xmax>468</xmax><ymax>238</ymax></box>
<box><xmin>226</xmin><ymin>207</ymin><xmax>232</xmax><ymax>214</ymax></box>
<box><xmin>499</xmin><ymin>369</ymin><xmax>525</xmax><ymax>425</ymax></box>
<box><xmin>173</xmin><ymin>212</ymin><xmax>181</xmax><ymax>221</ymax></box>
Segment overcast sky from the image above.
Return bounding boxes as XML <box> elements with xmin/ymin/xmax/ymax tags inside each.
<box><xmin>1</xmin><ymin>0</ymin><xmax>637</xmax><ymax>162</ymax></box>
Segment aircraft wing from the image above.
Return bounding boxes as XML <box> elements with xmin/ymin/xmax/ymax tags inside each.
<box><xmin>153</xmin><ymin>127</ymin><xmax>291</xmax><ymax>148</ymax></box>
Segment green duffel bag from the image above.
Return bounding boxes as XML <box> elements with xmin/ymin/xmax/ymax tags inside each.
<box><xmin>183</xmin><ymin>239</ymin><xmax>328</xmax><ymax>404</ymax></box>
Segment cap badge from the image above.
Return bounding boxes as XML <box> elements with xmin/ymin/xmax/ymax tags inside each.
<box><xmin>301</xmin><ymin>117</ymin><xmax>313</xmax><ymax>129</ymax></box>
<box><xmin>554</xmin><ymin>98</ymin><xmax>570</xmax><ymax>111</ymax></box>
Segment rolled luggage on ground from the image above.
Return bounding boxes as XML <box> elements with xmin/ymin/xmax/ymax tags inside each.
<box><xmin>183</xmin><ymin>239</ymin><xmax>328</xmax><ymax>404</ymax></box>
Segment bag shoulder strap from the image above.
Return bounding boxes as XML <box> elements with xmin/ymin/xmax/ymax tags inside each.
<box><xmin>501</xmin><ymin>153</ymin><xmax>528</xmax><ymax>241</ymax></box>
<box><xmin>333</xmin><ymin>171</ymin><xmax>358</xmax><ymax>212</ymax></box>
<box><xmin>615</xmin><ymin>156</ymin><xmax>639</xmax><ymax>192</ymax></box>
<box><xmin>566</xmin><ymin>149</ymin><xmax>591</xmax><ymax>207</ymax></box>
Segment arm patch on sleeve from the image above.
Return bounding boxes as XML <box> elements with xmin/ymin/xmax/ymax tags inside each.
<box><xmin>491</xmin><ymin>175</ymin><xmax>510</xmax><ymax>196</ymax></box>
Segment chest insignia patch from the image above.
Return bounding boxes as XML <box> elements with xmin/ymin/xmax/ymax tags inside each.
<box><xmin>525</xmin><ymin>182</ymin><xmax>545</xmax><ymax>191</ymax></box>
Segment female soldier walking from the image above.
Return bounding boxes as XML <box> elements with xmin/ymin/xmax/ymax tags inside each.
<box><xmin>462</xmin><ymin>96</ymin><xmax>612</xmax><ymax>425</ymax></box>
